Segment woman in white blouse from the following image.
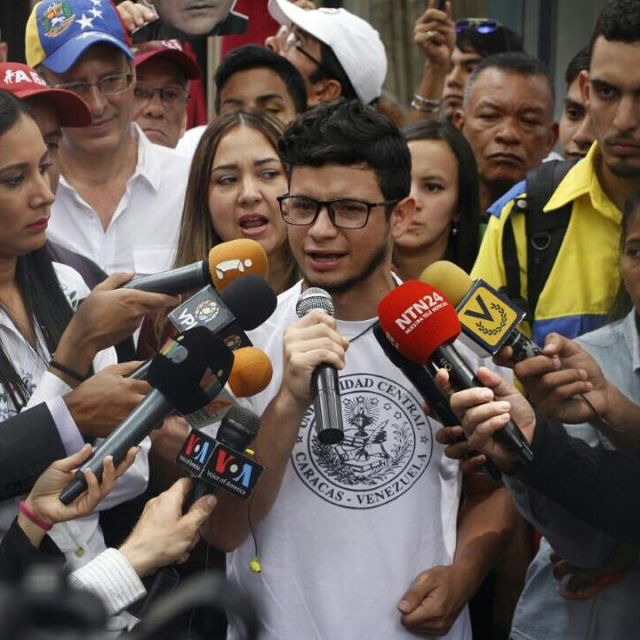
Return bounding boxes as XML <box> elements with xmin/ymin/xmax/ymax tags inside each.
<box><xmin>0</xmin><ymin>89</ymin><xmax>179</xmax><ymax>632</ymax></box>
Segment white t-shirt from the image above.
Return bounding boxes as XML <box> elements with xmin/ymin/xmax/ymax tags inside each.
<box><xmin>49</xmin><ymin>126</ymin><xmax>189</xmax><ymax>275</ymax></box>
<box><xmin>227</xmin><ymin>281</ymin><xmax>471</xmax><ymax>640</ymax></box>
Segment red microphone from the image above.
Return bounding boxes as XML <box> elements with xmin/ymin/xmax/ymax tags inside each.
<box><xmin>378</xmin><ymin>280</ymin><xmax>533</xmax><ymax>465</ymax></box>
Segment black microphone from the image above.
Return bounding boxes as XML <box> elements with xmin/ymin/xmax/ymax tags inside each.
<box><xmin>141</xmin><ymin>405</ymin><xmax>262</xmax><ymax>618</ymax></box>
<box><xmin>372</xmin><ymin>323</ymin><xmax>502</xmax><ymax>481</ymax></box>
<box><xmin>129</xmin><ymin>275</ymin><xmax>278</xmax><ymax>380</ymax></box>
<box><xmin>428</xmin><ymin>342</ymin><xmax>533</xmax><ymax>464</ymax></box>
<box><xmin>168</xmin><ymin>275</ymin><xmax>277</xmax><ymax>351</ymax></box>
<box><xmin>295</xmin><ymin>288</ymin><xmax>344</xmax><ymax>445</ymax></box>
<box><xmin>59</xmin><ymin>327</ymin><xmax>235</xmax><ymax>505</ymax></box>
<box><xmin>123</xmin><ymin>261</ymin><xmax>211</xmax><ymax>295</ymax></box>
<box><xmin>122</xmin><ymin>239</ymin><xmax>269</xmax><ymax>295</ymax></box>
<box><xmin>177</xmin><ymin>405</ymin><xmax>262</xmax><ymax>510</ymax></box>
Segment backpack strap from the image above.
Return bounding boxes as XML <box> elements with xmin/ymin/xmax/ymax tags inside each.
<box><xmin>502</xmin><ymin>197</ymin><xmax>529</xmax><ymax>315</ymax></box>
<box><xmin>501</xmin><ymin>159</ymin><xmax>577</xmax><ymax>322</ymax></box>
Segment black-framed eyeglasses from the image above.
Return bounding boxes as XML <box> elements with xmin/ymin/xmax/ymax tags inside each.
<box><xmin>283</xmin><ymin>30</ymin><xmax>333</xmax><ymax>77</ymax></box>
<box><xmin>455</xmin><ymin>18</ymin><xmax>502</xmax><ymax>35</ymax></box>
<box><xmin>134</xmin><ymin>81</ymin><xmax>189</xmax><ymax>105</ymax></box>
<box><xmin>278</xmin><ymin>195</ymin><xmax>399</xmax><ymax>230</ymax></box>
<box><xmin>52</xmin><ymin>70</ymin><xmax>134</xmax><ymax>98</ymax></box>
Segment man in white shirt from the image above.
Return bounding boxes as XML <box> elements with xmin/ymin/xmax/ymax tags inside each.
<box><xmin>204</xmin><ymin>99</ymin><xmax>516</xmax><ymax>640</ymax></box>
<box><xmin>25</xmin><ymin>0</ymin><xmax>191</xmax><ymax>275</ymax></box>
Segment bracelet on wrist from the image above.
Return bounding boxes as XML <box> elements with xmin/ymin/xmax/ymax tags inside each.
<box><xmin>49</xmin><ymin>358</ymin><xmax>87</xmax><ymax>383</ymax></box>
<box><xmin>19</xmin><ymin>500</ymin><xmax>53</xmax><ymax>532</ymax></box>
<box><xmin>411</xmin><ymin>94</ymin><xmax>442</xmax><ymax>113</ymax></box>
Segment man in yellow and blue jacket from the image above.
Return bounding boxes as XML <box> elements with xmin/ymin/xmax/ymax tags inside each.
<box><xmin>472</xmin><ymin>141</ymin><xmax>623</xmax><ymax>345</ymax></box>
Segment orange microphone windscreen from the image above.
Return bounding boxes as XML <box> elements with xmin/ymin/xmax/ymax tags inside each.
<box><xmin>228</xmin><ymin>346</ymin><xmax>273</xmax><ymax>397</ymax></box>
<box><xmin>207</xmin><ymin>239</ymin><xmax>269</xmax><ymax>291</ymax></box>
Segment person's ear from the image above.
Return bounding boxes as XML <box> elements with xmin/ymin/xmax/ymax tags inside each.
<box><xmin>579</xmin><ymin>69</ymin><xmax>590</xmax><ymax>106</ymax></box>
<box><xmin>390</xmin><ymin>196</ymin><xmax>416</xmax><ymax>240</ymax></box>
<box><xmin>452</xmin><ymin>108</ymin><xmax>465</xmax><ymax>131</ymax></box>
<box><xmin>180</xmin><ymin>108</ymin><xmax>187</xmax><ymax>138</ymax></box>
<box><xmin>544</xmin><ymin>121</ymin><xmax>560</xmax><ymax>155</ymax></box>
<box><xmin>307</xmin><ymin>78</ymin><xmax>342</xmax><ymax>106</ymax></box>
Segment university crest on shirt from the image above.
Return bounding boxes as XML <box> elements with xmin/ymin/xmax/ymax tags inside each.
<box><xmin>292</xmin><ymin>373</ymin><xmax>433</xmax><ymax>509</ymax></box>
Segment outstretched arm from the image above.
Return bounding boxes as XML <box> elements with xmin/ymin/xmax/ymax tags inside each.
<box><xmin>512</xmin><ymin>333</ymin><xmax>640</xmax><ymax>449</ymax></box>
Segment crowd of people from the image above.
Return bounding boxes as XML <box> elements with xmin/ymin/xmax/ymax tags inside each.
<box><xmin>0</xmin><ymin>0</ymin><xmax>637</xmax><ymax>638</ymax></box>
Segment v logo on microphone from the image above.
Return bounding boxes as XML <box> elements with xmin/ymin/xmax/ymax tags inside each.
<box><xmin>462</xmin><ymin>294</ymin><xmax>493</xmax><ymax>321</ymax></box>
<box><xmin>458</xmin><ymin>283</ymin><xmax>523</xmax><ymax>350</ymax></box>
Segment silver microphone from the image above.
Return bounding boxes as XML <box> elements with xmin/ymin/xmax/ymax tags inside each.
<box><xmin>296</xmin><ymin>288</ymin><xmax>344</xmax><ymax>444</ymax></box>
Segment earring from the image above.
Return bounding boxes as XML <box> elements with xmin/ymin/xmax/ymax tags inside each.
<box><xmin>451</xmin><ymin>221</ymin><xmax>459</xmax><ymax>236</ymax></box>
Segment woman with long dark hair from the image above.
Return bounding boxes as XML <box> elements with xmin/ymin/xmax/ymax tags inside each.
<box><xmin>393</xmin><ymin>119</ymin><xmax>481</xmax><ymax>279</ymax></box>
<box><xmin>0</xmin><ymin>91</ymin><xmax>154</xmax><ymax>623</ymax></box>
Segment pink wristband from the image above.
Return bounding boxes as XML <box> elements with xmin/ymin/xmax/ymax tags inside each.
<box><xmin>19</xmin><ymin>500</ymin><xmax>53</xmax><ymax>532</ymax></box>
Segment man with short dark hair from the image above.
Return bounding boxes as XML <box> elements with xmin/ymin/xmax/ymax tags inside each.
<box><xmin>203</xmin><ymin>99</ymin><xmax>516</xmax><ymax>640</ymax></box>
<box><xmin>215</xmin><ymin>44</ymin><xmax>306</xmax><ymax>122</ymax></box>
<box><xmin>472</xmin><ymin>0</ymin><xmax>639</xmax><ymax>348</ymax></box>
<box><xmin>25</xmin><ymin>0</ymin><xmax>191</xmax><ymax>276</ymax></box>
<box><xmin>455</xmin><ymin>5</ymin><xmax>640</xmax><ymax>630</ymax></box>
<box><xmin>559</xmin><ymin>46</ymin><xmax>593</xmax><ymax>160</ymax></box>
<box><xmin>453</xmin><ymin>52</ymin><xmax>558</xmax><ymax>213</ymax></box>
<box><xmin>133</xmin><ymin>40</ymin><xmax>201</xmax><ymax>148</ymax></box>
<box><xmin>176</xmin><ymin>43</ymin><xmax>307</xmax><ymax>157</ymax></box>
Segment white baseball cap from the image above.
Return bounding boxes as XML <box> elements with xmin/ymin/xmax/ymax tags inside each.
<box><xmin>268</xmin><ymin>0</ymin><xmax>387</xmax><ymax>104</ymax></box>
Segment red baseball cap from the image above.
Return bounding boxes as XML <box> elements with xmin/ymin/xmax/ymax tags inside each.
<box><xmin>0</xmin><ymin>62</ymin><xmax>92</xmax><ymax>127</ymax></box>
<box><xmin>133</xmin><ymin>40</ymin><xmax>201</xmax><ymax>80</ymax></box>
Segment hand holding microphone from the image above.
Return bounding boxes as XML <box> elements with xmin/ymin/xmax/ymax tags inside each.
<box><xmin>373</xmin><ymin>323</ymin><xmax>503</xmax><ymax>481</ymax></box>
<box><xmin>422</xmin><ymin>261</ymin><xmax>617</xmax><ymax>435</ymax></box>
<box><xmin>294</xmin><ymin>288</ymin><xmax>347</xmax><ymax>445</ymax></box>
<box><xmin>52</xmin><ymin>273</ymin><xmax>180</xmax><ymax>386</ymax></box>
<box><xmin>378</xmin><ymin>280</ymin><xmax>534</xmax><ymax>465</ymax></box>
<box><xmin>442</xmin><ymin>366</ymin><xmax>537</xmax><ymax>473</ymax></box>
<box><xmin>59</xmin><ymin>326</ymin><xmax>235</xmax><ymax>504</ymax></box>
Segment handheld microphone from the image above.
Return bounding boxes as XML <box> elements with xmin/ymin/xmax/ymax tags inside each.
<box><xmin>186</xmin><ymin>346</ymin><xmax>273</xmax><ymax>428</ymax></box>
<box><xmin>123</xmin><ymin>239</ymin><xmax>269</xmax><ymax>294</ymax></box>
<box><xmin>378</xmin><ymin>280</ymin><xmax>534</xmax><ymax>465</ymax></box>
<box><xmin>128</xmin><ymin>275</ymin><xmax>277</xmax><ymax>380</ymax></box>
<box><xmin>148</xmin><ymin>406</ymin><xmax>263</xmax><ymax>606</ymax></box>
<box><xmin>296</xmin><ymin>288</ymin><xmax>344</xmax><ymax>445</ymax></box>
<box><xmin>130</xmin><ymin>347</ymin><xmax>272</xmax><ymax>426</ymax></box>
<box><xmin>372</xmin><ymin>322</ymin><xmax>502</xmax><ymax>481</ymax></box>
<box><xmin>420</xmin><ymin>261</ymin><xmax>543</xmax><ymax>362</ymax></box>
<box><xmin>168</xmin><ymin>274</ymin><xmax>277</xmax><ymax>351</ymax></box>
<box><xmin>176</xmin><ymin>405</ymin><xmax>263</xmax><ymax>507</ymax></box>
<box><xmin>59</xmin><ymin>327</ymin><xmax>235</xmax><ymax>504</ymax></box>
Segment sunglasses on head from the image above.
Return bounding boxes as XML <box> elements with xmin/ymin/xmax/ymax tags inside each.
<box><xmin>455</xmin><ymin>18</ymin><xmax>502</xmax><ymax>35</ymax></box>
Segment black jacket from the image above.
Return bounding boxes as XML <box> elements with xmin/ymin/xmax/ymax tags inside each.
<box><xmin>515</xmin><ymin>410</ymin><xmax>640</xmax><ymax>545</ymax></box>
